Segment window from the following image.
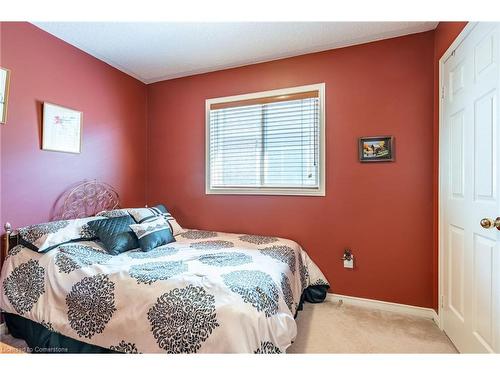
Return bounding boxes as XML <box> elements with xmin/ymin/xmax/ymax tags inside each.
<box><xmin>206</xmin><ymin>83</ymin><xmax>325</xmax><ymax>196</ymax></box>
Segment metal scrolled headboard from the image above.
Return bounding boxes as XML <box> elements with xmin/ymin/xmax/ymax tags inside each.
<box><xmin>52</xmin><ymin>180</ymin><xmax>120</xmax><ymax>220</ymax></box>
<box><xmin>1</xmin><ymin>180</ymin><xmax>120</xmax><ymax>265</ymax></box>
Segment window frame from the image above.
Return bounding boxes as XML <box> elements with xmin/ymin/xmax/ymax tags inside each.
<box><xmin>205</xmin><ymin>83</ymin><xmax>326</xmax><ymax>196</ymax></box>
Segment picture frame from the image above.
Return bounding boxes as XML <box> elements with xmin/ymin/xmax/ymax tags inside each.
<box><xmin>359</xmin><ymin>136</ymin><xmax>394</xmax><ymax>162</ymax></box>
<box><xmin>0</xmin><ymin>67</ymin><xmax>11</xmax><ymax>124</ymax></box>
<box><xmin>42</xmin><ymin>102</ymin><xmax>83</xmax><ymax>154</ymax></box>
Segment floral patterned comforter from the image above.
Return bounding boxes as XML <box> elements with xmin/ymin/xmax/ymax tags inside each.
<box><xmin>0</xmin><ymin>229</ymin><xmax>329</xmax><ymax>353</ymax></box>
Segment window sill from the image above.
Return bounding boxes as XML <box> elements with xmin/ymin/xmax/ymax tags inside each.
<box><xmin>205</xmin><ymin>187</ymin><xmax>325</xmax><ymax>196</ymax></box>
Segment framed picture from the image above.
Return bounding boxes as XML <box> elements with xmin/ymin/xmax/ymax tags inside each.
<box><xmin>42</xmin><ymin>102</ymin><xmax>83</xmax><ymax>154</ymax></box>
<box><xmin>359</xmin><ymin>136</ymin><xmax>394</xmax><ymax>162</ymax></box>
<box><xmin>0</xmin><ymin>67</ymin><xmax>11</xmax><ymax>124</ymax></box>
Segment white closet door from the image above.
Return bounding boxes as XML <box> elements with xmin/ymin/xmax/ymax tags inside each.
<box><xmin>441</xmin><ymin>22</ymin><xmax>500</xmax><ymax>353</ymax></box>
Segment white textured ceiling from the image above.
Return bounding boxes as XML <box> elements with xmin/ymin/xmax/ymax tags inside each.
<box><xmin>33</xmin><ymin>22</ymin><xmax>438</xmax><ymax>84</ymax></box>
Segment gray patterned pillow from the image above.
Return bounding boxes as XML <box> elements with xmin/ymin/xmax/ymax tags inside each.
<box><xmin>96</xmin><ymin>209</ymin><xmax>130</xmax><ymax>218</ymax></box>
<box><xmin>128</xmin><ymin>205</ymin><xmax>184</xmax><ymax>236</ymax></box>
<box><xmin>129</xmin><ymin>216</ymin><xmax>175</xmax><ymax>252</ymax></box>
<box><xmin>18</xmin><ymin>216</ymin><xmax>106</xmax><ymax>253</ymax></box>
<box><xmin>128</xmin><ymin>206</ymin><xmax>164</xmax><ymax>223</ymax></box>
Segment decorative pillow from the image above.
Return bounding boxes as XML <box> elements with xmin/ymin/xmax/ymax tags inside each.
<box><xmin>18</xmin><ymin>216</ymin><xmax>105</xmax><ymax>253</ymax></box>
<box><xmin>162</xmin><ymin>210</ymin><xmax>184</xmax><ymax>237</ymax></box>
<box><xmin>129</xmin><ymin>216</ymin><xmax>175</xmax><ymax>252</ymax></box>
<box><xmin>128</xmin><ymin>206</ymin><xmax>164</xmax><ymax>223</ymax></box>
<box><xmin>96</xmin><ymin>208</ymin><xmax>130</xmax><ymax>218</ymax></box>
<box><xmin>128</xmin><ymin>204</ymin><xmax>184</xmax><ymax>236</ymax></box>
<box><xmin>87</xmin><ymin>215</ymin><xmax>139</xmax><ymax>255</ymax></box>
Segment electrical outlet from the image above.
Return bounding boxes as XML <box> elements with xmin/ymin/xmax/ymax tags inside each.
<box><xmin>342</xmin><ymin>248</ymin><xmax>354</xmax><ymax>269</ymax></box>
<box><xmin>343</xmin><ymin>257</ymin><xmax>354</xmax><ymax>269</ymax></box>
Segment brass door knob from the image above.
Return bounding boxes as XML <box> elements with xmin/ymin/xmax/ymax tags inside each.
<box><xmin>480</xmin><ymin>217</ymin><xmax>500</xmax><ymax>230</ymax></box>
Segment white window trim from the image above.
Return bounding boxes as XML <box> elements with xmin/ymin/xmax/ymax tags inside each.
<box><xmin>205</xmin><ymin>83</ymin><xmax>326</xmax><ymax>196</ymax></box>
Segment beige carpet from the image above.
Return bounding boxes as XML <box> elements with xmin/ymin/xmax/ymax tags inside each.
<box><xmin>0</xmin><ymin>332</ymin><xmax>26</xmax><ymax>351</ymax></box>
<box><xmin>287</xmin><ymin>300</ymin><xmax>457</xmax><ymax>353</ymax></box>
<box><xmin>1</xmin><ymin>301</ymin><xmax>457</xmax><ymax>354</ymax></box>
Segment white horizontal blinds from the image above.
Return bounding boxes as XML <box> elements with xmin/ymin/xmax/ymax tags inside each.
<box><xmin>209</xmin><ymin>90</ymin><xmax>320</xmax><ymax>189</ymax></box>
<box><xmin>210</xmin><ymin>104</ymin><xmax>262</xmax><ymax>187</ymax></box>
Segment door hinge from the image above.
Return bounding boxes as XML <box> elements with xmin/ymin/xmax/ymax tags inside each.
<box><xmin>441</xmin><ymin>295</ymin><xmax>445</xmax><ymax>308</ymax></box>
<box><xmin>441</xmin><ymin>86</ymin><xmax>445</xmax><ymax>100</ymax></box>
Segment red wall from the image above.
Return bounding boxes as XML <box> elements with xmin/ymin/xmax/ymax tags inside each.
<box><xmin>432</xmin><ymin>22</ymin><xmax>468</xmax><ymax>309</ymax></box>
<box><xmin>148</xmin><ymin>31</ymin><xmax>436</xmax><ymax>307</ymax></box>
<box><xmin>0</xmin><ymin>22</ymin><xmax>148</xmax><ymax>229</ymax></box>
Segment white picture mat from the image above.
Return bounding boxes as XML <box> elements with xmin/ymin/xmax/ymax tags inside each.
<box><xmin>0</xmin><ymin>68</ymin><xmax>9</xmax><ymax>123</ymax></box>
<box><xmin>42</xmin><ymin>102</ymin><xmax>82</xmax><ymax>153</ymax></box>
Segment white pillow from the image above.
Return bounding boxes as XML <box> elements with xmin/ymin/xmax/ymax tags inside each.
<box><xmin>18</xmin><ymin>216</ymin><xmax>105</xmax><ymax>252</ymax></box>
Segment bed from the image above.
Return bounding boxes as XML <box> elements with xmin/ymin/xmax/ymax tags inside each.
<box><xmin>0</xmin><ymin>181</ymin><xmax>329</xmax><ymax>354</ymax></box>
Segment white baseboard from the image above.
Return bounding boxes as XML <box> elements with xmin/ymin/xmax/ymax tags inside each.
<box><xmin>431</xmin><ymin>310</ymin><xmax>441</xmax><ymax>328</ymax></box>
<box><xmin>326</xmin><ymin>293</ymin><xmax>440</xmax><ymax>326</ymax></box>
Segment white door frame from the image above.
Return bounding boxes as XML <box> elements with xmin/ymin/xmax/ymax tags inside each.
<box><xmin>437</xmin><ymin>22</ymin><xmax>477</xmax><ymax>330</ymax></box>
